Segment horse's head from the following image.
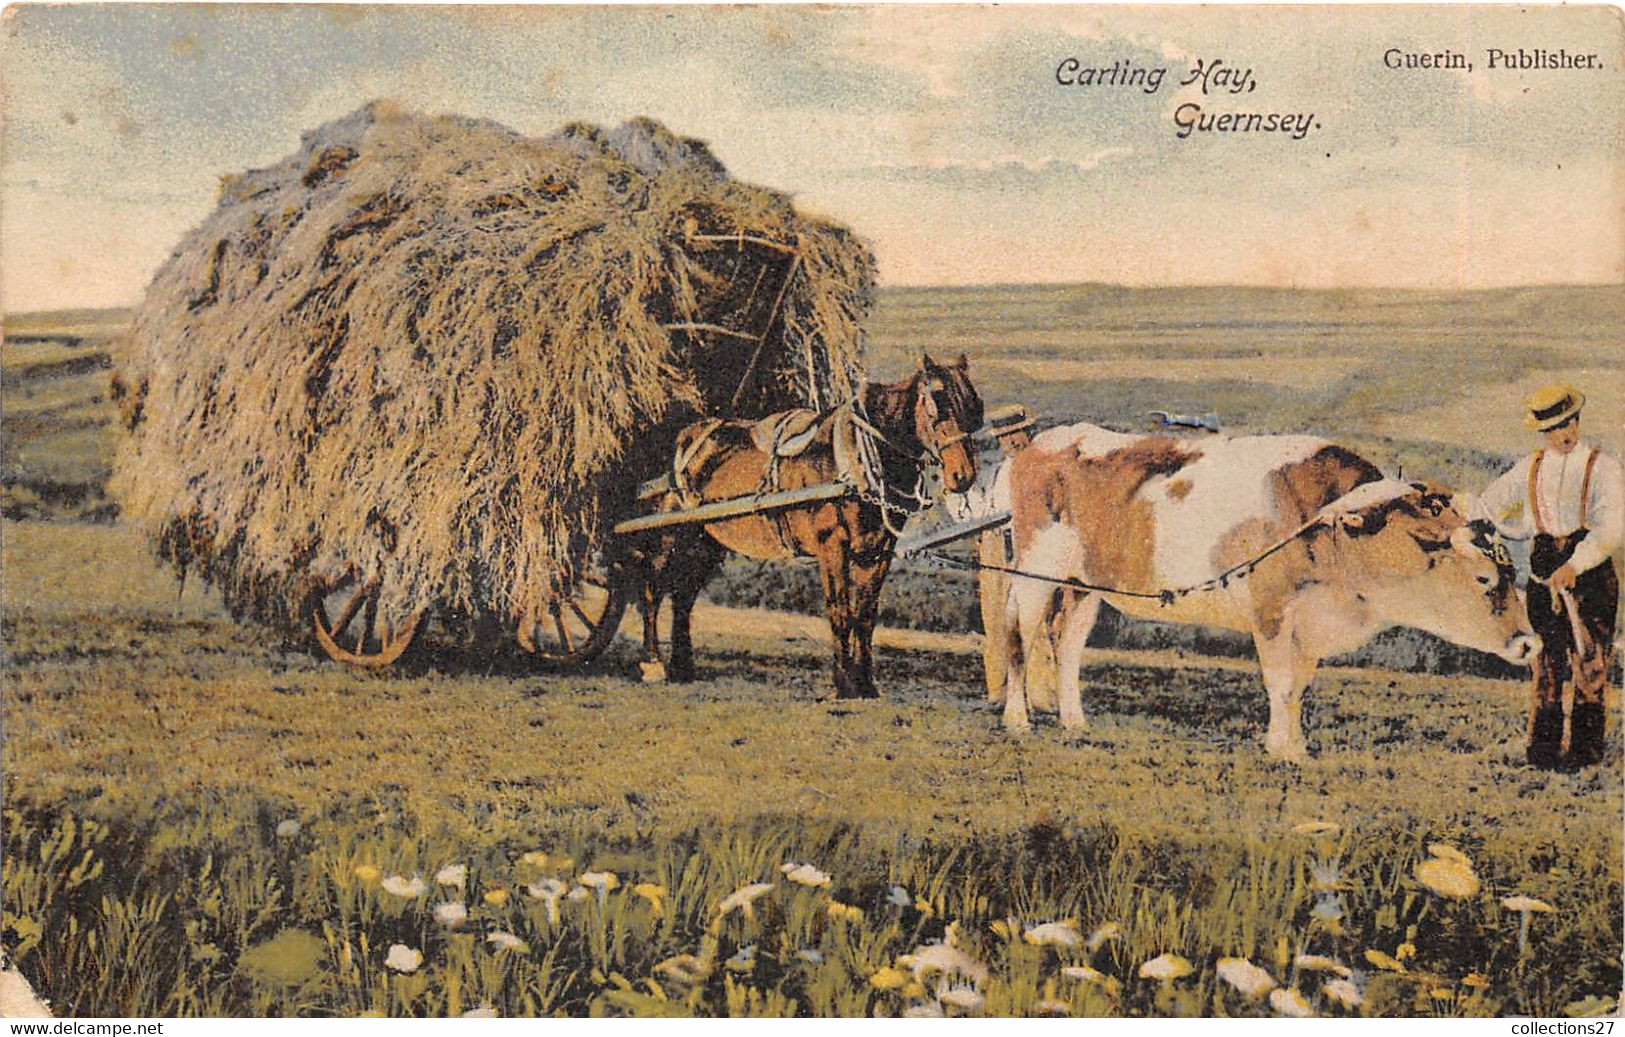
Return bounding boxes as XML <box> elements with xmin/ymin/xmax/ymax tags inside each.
<box><xmin>916</xmin><ymin>352</ymin><xmax>984</xmax><ymax>494</ymax></box>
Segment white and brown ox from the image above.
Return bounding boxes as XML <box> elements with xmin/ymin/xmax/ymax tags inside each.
<box><xmin>999</xmin><ymin>423</ymin><xmax>1539</xmax><ymax>761</ymax></box>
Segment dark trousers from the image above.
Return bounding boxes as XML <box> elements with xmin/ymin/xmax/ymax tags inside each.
<box><xmin>1526</xmin><ymin>533</ymin><xmax>1618</xmax><ymax>769</ymax></box>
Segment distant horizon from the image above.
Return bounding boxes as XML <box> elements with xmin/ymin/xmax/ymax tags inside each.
<box><xmin>7</xmin><ymin>278</ymin><xmax>1625</xmax><ymax>322</ymax></box>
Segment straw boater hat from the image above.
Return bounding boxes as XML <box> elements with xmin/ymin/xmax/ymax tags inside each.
<box><xmin>1524</xmin><ymin>385</ymin><xmax>1586</xmax><ymax>431</ymax></box>
<box><xmin>986</xmin><ymin>403</ymin><xmax>1035</xmax><ymax>438</ymax></box>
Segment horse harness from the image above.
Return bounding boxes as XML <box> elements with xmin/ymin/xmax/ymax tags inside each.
<box><xmin>668</xmin><ymin>377</ymin><xmax>969</xmax><ymax>550</ymax></box>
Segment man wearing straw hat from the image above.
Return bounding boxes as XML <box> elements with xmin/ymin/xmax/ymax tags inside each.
<box><xmin>1474</xmin><ymin>386</ymin><xmax>1622</xmax><ymax>770</ymax></box>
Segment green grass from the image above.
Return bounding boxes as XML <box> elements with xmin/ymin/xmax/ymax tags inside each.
<box><xmin>4</xmin><ymin>795</ymin><xmax>1619</xmax><ymax>1017</ymax></box>
<box><xmin>3</xmin><ymin>289</ymin><xmax>1622</xmax><ymax>1016</ymax></box>
<box><xmin>3</xmin><ymin>520</ymin><xmax>1620</xmax><ymax>1016</ymax></box>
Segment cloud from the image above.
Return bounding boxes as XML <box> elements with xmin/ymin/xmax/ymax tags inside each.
<box><xmin>1</xmin><ymin>4</ymin><xmax>1619</xmax><ymax>310</ymax></box>
<box><xmin>858</xmin><ymin>146</ymin><xmax>1135</xmax><ymax>184</ymax></box>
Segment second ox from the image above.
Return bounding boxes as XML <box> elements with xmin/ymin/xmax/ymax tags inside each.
<box><xmin>998</xmin><ymin>423</ymin><xmax>1539</xmax><ymax>761</ymax></box>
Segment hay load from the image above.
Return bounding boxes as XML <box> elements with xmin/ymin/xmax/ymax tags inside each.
<box><xmin>112</xmin><ymin>101</ymin><xmax>875</xmax><ymax>643</ymax></box>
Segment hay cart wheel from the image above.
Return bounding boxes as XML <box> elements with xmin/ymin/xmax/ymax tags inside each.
<box><xmin>516</xmin><ymin>561</ymin><xmax>630</xmax><ymax>667</ymax></box>
<box><xmin>311</xmin><ymin>577</ymin><xmax>422</xmax><ymax>668</ymax></box>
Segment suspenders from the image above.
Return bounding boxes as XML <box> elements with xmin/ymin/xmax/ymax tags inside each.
<box><xmin>1529</xmin><ymin>449</ymin><xmax>1544</xmax><ymax>535</ymax></box>
<box><xmin>1527</xmin><ymin>446</ymin><xmax>1600</xmax><ymax>535</ymax></box>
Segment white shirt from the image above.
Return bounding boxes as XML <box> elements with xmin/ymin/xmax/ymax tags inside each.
<box><xmin>1474</xmin><ymin>441</ymin><xmax>1624</xmax><ymax>576</ymax></box>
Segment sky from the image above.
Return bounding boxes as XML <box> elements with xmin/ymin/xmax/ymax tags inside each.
<box><xmin>2</xmin><ymin>3</ymin><xmax>1622</xmax><ymax>311</ymax></box>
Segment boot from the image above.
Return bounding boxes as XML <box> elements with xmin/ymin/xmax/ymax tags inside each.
<box><xmin>1526</xmin><ymin>706</ymin><xmax>1565</xmax><ymax>770</ymax></box>
<box><xmin>1561</xmin><ymin>703</ymin><xmax>1607</xmax><ymax>770</ymax></box>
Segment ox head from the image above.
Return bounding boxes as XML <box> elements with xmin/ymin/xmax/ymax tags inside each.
<box><xmin>1331</xmin><ymin>483</ymin><xmax>1538</xmax><ymax>666</ymax></box>
<box><xmin>917</xmin><ymin>353</ymin><xmax>985</xmax><ymax>495</ymax></box>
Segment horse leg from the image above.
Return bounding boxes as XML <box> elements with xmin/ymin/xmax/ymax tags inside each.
<box><xmin>815</xmin><ymin>538</ymin><xmax>868</xmax><ymax>700</ymax></box>
<box><xmin>636</xmin><ymin>545</ymin><xmax>667</xmax><ymax>683</ymax></box>
<box><xmin>667</xmin><ymin>535</ymin><xmax>722</xmax><ymax>683</ymax></box>
<box><xmin>845</xmin><ymin>539</ymin><xmax>895</xmax><ymax>698</ymax></box>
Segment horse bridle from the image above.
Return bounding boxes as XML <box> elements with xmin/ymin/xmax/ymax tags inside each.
<box><xmin>913</xmin><ymin>374</ymin><xmax>973</xmax><ymax>467</ymax></box>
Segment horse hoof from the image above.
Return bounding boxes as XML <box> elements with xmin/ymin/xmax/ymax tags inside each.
<box><xmin>639</xmin><ymin>660</ymin><xmax>667</xmax><ymax>683</ymax></box>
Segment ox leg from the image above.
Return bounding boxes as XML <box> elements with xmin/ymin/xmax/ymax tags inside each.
<box><xmin>1255</xmin><ymin>628</ymin><xmax>1316</xmax><ymax>763</ymax></box>
<box><xmin>1052</xmin><ymin>591</ymin><xmax>1101</xmax><ymax>732</ymax></box>
<box><xmin>1003</xmin><ymin>577</ymin><xmax>1056</xmax><ymax>734</ymax></box>
<box><xmin>977</xmin><ymin>534</ymin><xmax>1010</xmax><ymax>705</ymax></box>
<box><xmin>1025</xmin><ymin>597</ymin><xmax>1063</xmax><ymax>714</ymax></box>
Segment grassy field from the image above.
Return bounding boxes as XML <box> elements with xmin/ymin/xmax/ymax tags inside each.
<box><xmin>3</xmin><ymin>288</ymin><xmax>1622</xmax><ymax>1017</ymax></box>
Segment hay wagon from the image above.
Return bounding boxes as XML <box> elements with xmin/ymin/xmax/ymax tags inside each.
<box><xmin>112</xmin><ymin>103</ymin><xmax>877</xmax><ymax>670</ymax></box>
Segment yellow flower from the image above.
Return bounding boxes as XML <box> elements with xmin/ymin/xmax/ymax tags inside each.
<box><xmin>1427</xmin><ymin>843</ymin><xmax>1472</xmax><ymax>867</ymax></box>
<box><xmin>353</xmin><ymin>864</ymin><xmax>381</xmax><ymax>884</ymax></box>
<box><xmin>634</xmin><ymin>883</ymin><xmax>667</xmax><ymax>910</ymax></box>
<box><xmin>1322</xmin><ymin>978</ymin><xmax>1364</xmax><ymax>1009</ymax></box>
<box><xmin>578</xmin><ymin>870</ymin><xmax>619</xmax><ymax>892</ymax></box>
<box><xmin>1138</xmin><ymin>953</ymin><xmax>1194</xmax><ymax>981</ymax></box>
<box><xmin>901</xmin><ymin>981</ymin><xmax>927</xmax><ymax>999</ymax></box>
<box><xmin>483</xmin><ymin>888</ymin><xmax>510</xmax><ymax>907</ymax></box>
<box><xmin>1061</xmin><ymin>965</ymin><xmax>1120</xmax><ymax>997</ymax></box>
<box><xmin>780</xmin><ymin>862</ymin><xmax>833</xmax><ymax>888</ymax></box>
<box><xmin>827</xmin><ymin>900</ymin><xmax>864</xmax><ymax>923</ymax></box>
<box><xmin>870</xmin><ymin>966</ymin><xmax>910</xmax><ymax>991</ymax></box>
<box><xmin>939</xmin><ymin>987</ymin><xmax>984</xmax><ymax>1012</ymax></box>
<box><xmin>1216</xmin><ymin>958</ymin><xmax>1277</xmax><ymax>999</ymax></box>
<box><xmin>654</xmin><ymin>954</ymin><xmax>711</xmax><ymax>987</ymax></box>
<box><xmin>719</xmin><ymin>882</ymin><xmax>774</xmax><ymax>919</ymax></box>
<box><xmin>519</xmin><ymin>851</ymin><xmax>550</xmax><ymax>869</ymax></box>
<box><xmin>1270</xmin><ymin>988</ymin><xmax>1315</xmax><ymax>1018</ymax></box>
<box><xmin>1395</xmin><ymin>942</ymin><xmax>1417</xmax><ymax>962</ymax></box>
<box><xmin>486</xmin><ymin>931</ymin><xmax>528</xmax><ymax>953</ymax></box>
<box><xmin>1364</xmin><ymin>949</ymin><xmax>1407</xmax><ymax>973</ymax></box>
<box><xmin>1429</xmin><ymin>987</ymin><xmax>1455</xmax><ymax>1000</ymax></box>
<box><xmin>1415</xmin><ymin>857</ymin><xmax>1480</xmax><ymax>899</ymax></box>
<box><xmin>1023</xmin><ymin>920</ymin><xmax>1082</xmax><ymax>948</ymax></box>
<box><xmin>1501</xmin><ymin>894</ymin><xmax>1556</xmax><ymax>915</ymax></box>
<box><xmin>1462</xmin><ymin>973</ymin><xmax>1491</xmax><ymax>989</ymax></box>
<box><xmin>1294</xmin><ymin>954</ymin><xmax>1353</xmax><ymax>979</ymax></box>
<box><xmin>1086</xmin><ymin>921</ymin><xmax>1122</xmax><ymax>952</ymax></box>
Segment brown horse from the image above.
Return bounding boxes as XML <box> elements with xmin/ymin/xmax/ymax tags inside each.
<box><xmin>633</xmin><ymin>354</ymin><xmax>983</xmax><ymax>698</ymax></box>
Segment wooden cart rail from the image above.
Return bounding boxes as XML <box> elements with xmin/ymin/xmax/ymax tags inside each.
<box><xmin>612</xmin><ymin>482</ymin><xmax>850</xmax><ymax>535</ymax></box>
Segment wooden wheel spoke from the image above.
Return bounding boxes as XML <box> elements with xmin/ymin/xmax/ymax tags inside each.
<box><xmin>357</xmin><ymin>588</ymin><xmax>379</xmax><ymax>655</ymax></box>
<box><xmin>550</xmin><ymin>601</ymin><xmax>574</xmax><ymax>653</ymax></box>
<box><xmin>331</xmin><ymin>582</ymin><xmax>374</xmax><ymax>638</ymax></box>
<box><xmin>312</xmin><ymin>576</ymin><xmax>421</xmax><ymax>669</ymax></box>
<box><xmin>517</xmin><ymin>570</ymin><xmax>628</xmax><ymax>667</ymax></box>
<box><xmin>568</xmin><ymin>598</ymin><xmax>594</xmax><ymax>631</ymax></box>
